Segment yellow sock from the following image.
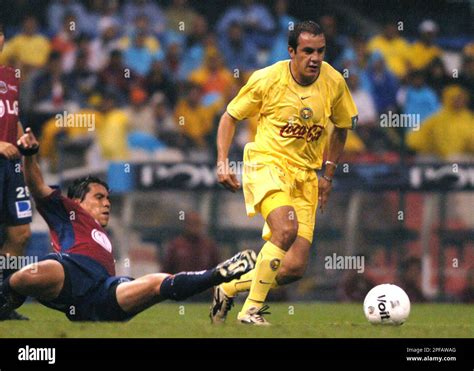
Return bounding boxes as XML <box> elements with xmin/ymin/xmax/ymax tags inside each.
<box><xmin>241</xmin><ymin>241</ymin><xmax>286</xmax><ymax>313</ymax></box>
<box><xmin>221</xmin><ymin>269</ymin><xmax>279</xmax><ymax>297</ymax></box>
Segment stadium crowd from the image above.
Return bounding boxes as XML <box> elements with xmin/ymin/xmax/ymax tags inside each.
<box><xmin>0</xmin><ymin>0</ymin><xmax>472</xmax><ymax>170</ymax></box>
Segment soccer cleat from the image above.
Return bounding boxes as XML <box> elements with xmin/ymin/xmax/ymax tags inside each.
<box><xmin>237</xmin><ymin>305</ymin><xmax>271</xmax><ymax>326</ymax></box>
<box><xmin>209</xmin><ymin>285</ymin><xmax>234</xmax><ymax>324</ymax></box>
<box><xmin>214</xmin><ymin>249</ymin><xmax>257</xmax><ymax>283</ymax></box>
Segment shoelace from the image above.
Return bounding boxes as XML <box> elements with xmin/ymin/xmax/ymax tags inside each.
<box><xmin>253</xmin><ymin>305</ymin><xmax>271</xmax><ymax>322</ymax></box>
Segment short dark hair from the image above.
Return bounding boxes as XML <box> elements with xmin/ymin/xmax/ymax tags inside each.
<box><xmin>288</xmin><ymin>21</ymin><xmax>323</xmax><ymax>51</ymax></box>
<box><xmin>67</xmin><ymin>176</ymin><xmax>110</xmax><ymax>201</ymax></box>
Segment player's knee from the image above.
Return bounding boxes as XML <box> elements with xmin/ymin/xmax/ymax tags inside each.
<box><xmin>154</xmin><ymin>273</ymin><xmax>171</xmax><ymax>296</ymax></box>
<box><xmin>10</xmin><ymin>267</ymin><xmax>35</xmax><ymax>290</ymax></box>
<box><xmin>275</xmin><ymin>223</ymin><xmax>298</xmax><ymax>248</ymax></box>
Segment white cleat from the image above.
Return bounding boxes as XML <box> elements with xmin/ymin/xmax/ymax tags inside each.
<box><xmin>215</xmin><ymin>249</ymin><xmax>257</xmax><ymax>282</ymax></box>
<box><xmin>209</xmin><ymin>285</ymin><xmax>234</xmax><ymax>324</ymax></box>
<box><xmin>237</xmin><ymin>305</ymin><xmax>271</xmax><ymax>326</ymax></box>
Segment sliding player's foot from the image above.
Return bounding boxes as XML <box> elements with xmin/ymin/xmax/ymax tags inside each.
<box><xmin>214</xmin><ymin>249</ymin><xmax>257</xmax><ymax>282</ymax></box>
<box><xmin>237</xmin><ymin>305</ymin><xmax>271</xmax><ymax>326</ymax></box>
<box><xmin>209</xmin><ymin>285</ymin><xmax>234</xmax><ymax>324</ymax></box>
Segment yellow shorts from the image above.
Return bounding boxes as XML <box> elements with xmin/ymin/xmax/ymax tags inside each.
<box><xmin>242</xmin><ymin>143</ymin><xmax>319</xmax><ymax>243</ymax></box>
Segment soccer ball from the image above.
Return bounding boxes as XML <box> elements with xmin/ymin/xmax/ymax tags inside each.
<box><xmin>363</xmin><ymin>284</ymin><xmax>411</xmax><ymax>325</ymax></box>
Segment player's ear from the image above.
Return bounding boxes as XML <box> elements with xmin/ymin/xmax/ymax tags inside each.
<box><xmin>288</xmin><ymin>46</ymin><xmax>296</xmax><ymax>58</ymax></box>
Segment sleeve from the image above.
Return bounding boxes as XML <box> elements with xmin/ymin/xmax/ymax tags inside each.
<box><xmin>35</xmin><ymin>189</ymin><xmax>70</xmax><ymax>225</ymax></box>
<box><xmin>226</xmin><ymin>69</ymin><xmax>265</xmax><ymax>121</ymax></box>
<box><xmin>330</xmin><ymin>75</ymin><xmax>359</xmax><ymax>130</ymax></box>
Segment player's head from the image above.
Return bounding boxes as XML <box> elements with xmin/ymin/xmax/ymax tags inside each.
<box><xmin>67</xmin><ymin>176</ymin><xmax>111</xmax><ymax>227</ymax></box>
<box><xmin>288</xmin><ymin>21</ymin><xmax>325</xmax><ymax>83</ymax></box>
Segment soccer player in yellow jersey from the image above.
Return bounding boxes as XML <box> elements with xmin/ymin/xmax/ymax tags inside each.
<box><xmin>210</xmin><ymin>21</ymin><xmax>358</xmax><ymax>325</ymax></box>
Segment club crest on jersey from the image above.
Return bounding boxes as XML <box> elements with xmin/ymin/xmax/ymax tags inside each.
<box><xmin>300</xmin><ymin>107</ymin><xmax>313</xmax><ymax>120</ymax></box>
<box><xmin>0</xmin><ymin>81</ymin><xmax>7</xmax><ymax>94</ymax></box>
<box><xmin>91</xmin><ymin>229</ymin><xmax>112</xmax><ymax>252</ymax></box>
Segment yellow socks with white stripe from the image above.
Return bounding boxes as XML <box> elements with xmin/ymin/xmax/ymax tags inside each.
<box><xmin>240</xmin><ymin>241</ymin><xmax>286</xmax><ymax>314</ymax></box>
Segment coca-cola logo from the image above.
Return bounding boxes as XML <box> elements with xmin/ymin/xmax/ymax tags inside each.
<box><xmin>279</xmin><ymin>122</ymin><xmax>324</xmax><ymax>142</ymax></box>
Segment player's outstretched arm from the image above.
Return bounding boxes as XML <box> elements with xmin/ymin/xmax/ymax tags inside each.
<box><xmin>216</xmin><ymin>111</ymin><xmax>241</xmax><ymax>192</ymax></box>
<box><xmin>17</xmin><ymin>127</ymin><xmax>54</xmax><ymax>199</ymax></box>
<box><xmin>319</xmin><ymin>127</ymin><xmax>347</xmax><ymax>213</ymax></box>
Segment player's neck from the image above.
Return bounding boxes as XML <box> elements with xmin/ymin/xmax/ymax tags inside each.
<box><xmin>289</xmin><ymin>61</ymin><xmax>318</xmax><ymax>86</ymax></box>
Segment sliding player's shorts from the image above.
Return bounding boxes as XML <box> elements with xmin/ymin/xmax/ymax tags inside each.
<box><xmin>242</xmin><ymin>143</ymin><xmax>319</xmax><ymax>243</ymax></box>
<box><xmin>39</xmin><ymin>253</ymin><xmax>135</xmax><ymax>322</ymax></box>
<box><xmin>0</xmin><ymin>159</ymin><xmax>32</xmax><ymax>225</ymax></box>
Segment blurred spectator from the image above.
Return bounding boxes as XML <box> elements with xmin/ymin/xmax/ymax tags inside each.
<box><xmin>398</xmin><ymin>70</ymin><xmax>440</xmax><ymax>125</ymax></box>
<box><xmin>178</xmin><ymin>15</ymin><xmax>209</xmax><ymax>80</ymax></box>
<box><xmin>151</xmin><ymin>92</ymin><xmax>179</xmax><ymax>147</ymax></box>
<box><xmin>119</xmin><ymin>14</ymin><xmax>161</xmax><ymax>53</ymax></box>
<box><xmin>425</xmin><ymin>57</ymin><xmax>452</xmax><ymax>98</ymax></box>
<box><xmin>95</xmin><ymin>93</ymin><xmax>129</xmax><ymax>160</ymax></box>
<box><xmin>368</xmin><ymin>22</ymin><xmax>411</xmax><ymax>79</ymax></box>
<box><xmin>163</xmin><ymin>211</ymin><xmax>220</xmax><ymax>274</ymax></box>
<box><xmin>399</xmin><ymin>257</ymin><xmax>426</xmax><ymax>302</ymax></box>
<box><xmin>165</xmin><ymin>0</ymin><xmax>198</xmax><ymax>36</ymax></box>
<box><xmin>50</xmin><ymin>13</ymin><xmax>80</xmax><ymax>72</ymax></box>
<box><xmin>89</xmin><ymin>18</ymin><xmax>121</xmax><ymax>72</ymax></box>
<box><xmin>98</xmin><ymin>49</ymin><xmax>133</xmax><ymax>103</ymax></box>
<box><xmin>410</xmin><ymin>20</ymin><xmax>442</xmax><ymax>71</ymax></box>
<box><xmin>218</xmin><ymin>21</ymin><xmax>259</xmax><ymax>73</ymax></box>
<box><xmin>162</xmin><ymin>41</ymin><xmax>182</xmax><ymax>79</ymax></box>
<box><xmin>174</xmin><ymin>82</ymin><xmax>223</xmax><ymax>148</ymax></box>
<box><xmin>268</xmin><ymin>0</ymin><xmax>298</xmax><ymax>64</ymax></box>
<box><xmin>216</xmin><ymin>0</ymin><xmax>275</xmax><ymax>49</ymax></box>
<box><xmin>367</xmin><ymin>52</ymin><xmax>399</xmax><ymax>115</ymax></box>
<box><xmin>124</xmin><ymin>86</ymin><xmax>155</xmax><ymax>136</ymax></box>
<box><xmin>123</xmin><ymin>30</ymin><xmax>161</xmax><ymax>77</ymax></box>
<box><xmin>0</xmin><ymin>16</ymin><xmax>50</xmax><ymax>74</ymax></box>
<box><xmin>31</xmin><ymin>51</ymin><xmax>74</xmax><ymax>114</ymax></box>
<box><xmin>407</xmin><ymin>85</ymin><xmax>474</xmax><ymax>159</ymax></box>
<box><xmin>66</xmin><ymin>50</ymin><xmax>97</xmax><ymax>106</ymax></box>
<box><xmin>458</xmin><ymin>54</ymin><xmax>474</xmax><ymax>111</ymax></box>
<box><xmin>189</xmin><ymin>49</ymin><xmax>234</xmax><ymax>97</ymax></box>
<box><xmin>461</xmin><ymin>268</ymin><xmax>474</xmax><ymax>303</ymax></box>
<box><xmin>47</xmin><ymin>0</ymin><xmax>92</xmax><ymax>36</ymax></box>
<box><xmin>145</xmin><ymin>60</ymin><xmax>177</xmax><ymax>107</ymax></box>
<box><xmin>122</xmin><ymin>0</ymin><xmax>166</xmax><ymax>35</ymax></box>
<box><xmin>319</xmin><ymin>15</ymin><xmax>346</xmax><ymax>66</ymax></box>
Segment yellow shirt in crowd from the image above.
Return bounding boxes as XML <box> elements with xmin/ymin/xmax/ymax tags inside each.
<box><xmin>0</xmin><ymin>34</ymin><xmax>51</xmax><ymax>67</ymax></box>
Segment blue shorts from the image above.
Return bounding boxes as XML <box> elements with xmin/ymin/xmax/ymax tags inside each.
<box><xmin>0</xmin><ymin>158</ymin><xmax>32</xmax><ymax>225</ymax></box>
<box><xmin>39</xmin><ymin>253</ymin><xmax>136</xmax><ymax>322</ymax></box>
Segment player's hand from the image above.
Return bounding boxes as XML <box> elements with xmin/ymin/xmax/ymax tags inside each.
<box><xmin>217</xmin><ymin>159</ymin><xmax>241</xmax><ymax>192</ymax></box>
<box><xmin>0</xmin><ymin>141</ymin><xmax>21</xmax><ymax>160</ymax></box>
<box><xmin>17</xmin><ymin>127</ymin><xmax>39</xmax><ymax>151</ymax></box>
<box><xmin>318</xmin><ymin>176</ymin><xmax>332</xmax><ymax>213</ymax></box>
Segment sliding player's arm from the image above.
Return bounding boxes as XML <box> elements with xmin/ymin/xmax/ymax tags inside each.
<box><xmin>17</xmin><ymin>127</ymin><xmax>54</xmax><ymax>199</ymax></box>
<box><xmin>216</xmin><ymin>112</ymin><xmax>241</xmax><ymax>192</ymax></box>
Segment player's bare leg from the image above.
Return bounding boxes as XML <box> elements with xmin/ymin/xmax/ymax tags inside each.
<box><xmin>236</xmin><ymin>204</ymin><xmax>297</xmax><ymax>325</ymax></box>
<box><xmin>211</xmin><ymin>235</ymin><xmax>310</xmax><ymax>324</ymax></box>
<box><xmin>2</xmin><ymin>224</ymin><xmax>31</xmax><ymax>257</ymax></box>
<box><xmin>0</xmin><ymin>260</ymin><xmax>65</xmax><ymax>318</ymax></box>
<box><xmin>115</xmin><ymin>250</ymin><xmax>257</xmax><ymax>316</ymax></box>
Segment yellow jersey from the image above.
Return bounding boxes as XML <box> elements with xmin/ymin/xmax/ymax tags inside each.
<box><xmin>227</xmin><ymin>60</ymin><xmax>358</xmax><ymax>170</ymax></box>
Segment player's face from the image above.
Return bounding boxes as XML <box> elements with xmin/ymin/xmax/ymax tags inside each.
<box><xmin>289</xmin><ymin>32</ymin><xmax>326</xmax><ymax>83</ymax></box>
<box><xmin>78</xmin><ymin>183</ymin><xmax>111</xmax><ymax>227</ymax></box>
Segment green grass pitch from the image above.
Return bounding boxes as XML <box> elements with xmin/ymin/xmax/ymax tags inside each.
<box><xmin>1</xmin><ymin>302</ymin><xmax>472</xmax><ymax>338</ymax></box>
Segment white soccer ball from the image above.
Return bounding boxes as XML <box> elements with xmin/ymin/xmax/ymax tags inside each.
<box><xmin>363</xmin><ymin>284</ymin><xmax>411</xmax><ymax>325</ymax></box>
